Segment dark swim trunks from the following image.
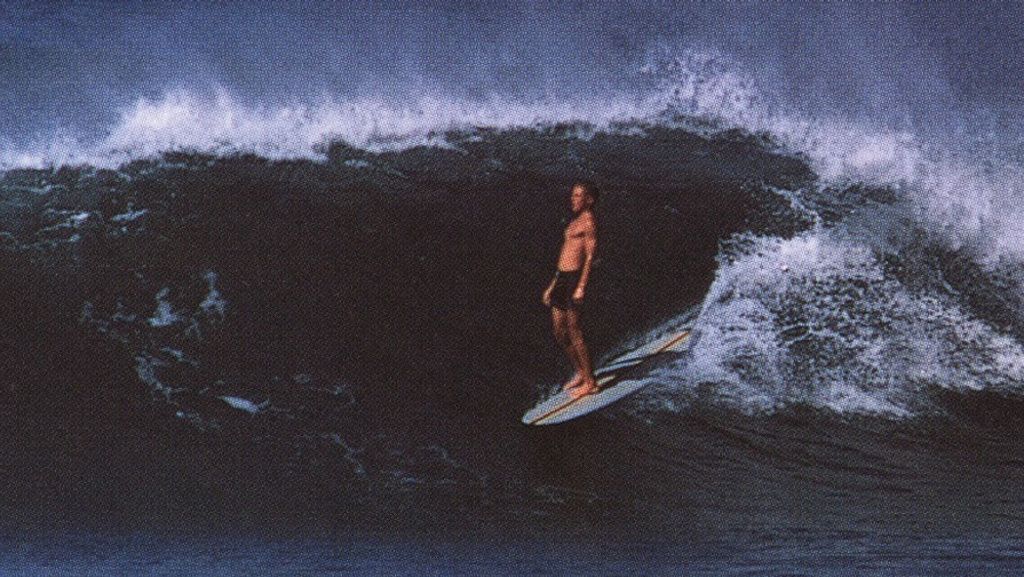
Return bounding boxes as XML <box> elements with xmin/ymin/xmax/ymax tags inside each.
<box><xmin>550</xmin><ymin>269</ymin><xmax>582</xmax><ymax>311</ymax></box>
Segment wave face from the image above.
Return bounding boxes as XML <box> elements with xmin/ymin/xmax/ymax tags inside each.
<box><xmin>3</xmin><ymin>0</ymin><xmax>1024</xmax><ymax>542</ymax></box>
<box><xmin>3</xmin><ymin>122</ymin><xmax>1024</xmax><ymax>539</ymax></box>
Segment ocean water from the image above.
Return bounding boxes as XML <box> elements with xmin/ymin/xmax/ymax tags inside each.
<box><xmin>3</xmin><ymin>532</ymin><xmax>1023</xmax><ymax>576</ymax></box>
<box><xmin>3</xmin><ymin>1</ymin><xmax>1024</xmax><ymax>574</ymax></box>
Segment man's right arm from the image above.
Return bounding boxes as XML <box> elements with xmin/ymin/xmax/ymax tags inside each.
<box><xmin>542</xmin><ymin>276</ymin><xmax>557</xmax><ymax>306</ymax></box>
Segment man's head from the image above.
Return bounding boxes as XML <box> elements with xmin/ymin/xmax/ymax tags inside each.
<box><xmin>570</xmin><ymin>180</ymin><xmax>599</xmax><ymax>213</ymax></box>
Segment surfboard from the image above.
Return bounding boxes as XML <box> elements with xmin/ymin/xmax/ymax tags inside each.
<box><xmin>522</xmin><ymin>328</ymin><xmax>692</xmax><ymax>426</ymax></box>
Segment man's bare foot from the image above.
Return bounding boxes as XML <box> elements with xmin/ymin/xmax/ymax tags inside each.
<box><xmin>562</xmin><ymin>373</ymin><xmax>584</xmax><ymax>391</ymax></box>
<box><xmin>570</xmin><ymin>379</ymin><xmax>599</xmax><ymax>399</ymax></box>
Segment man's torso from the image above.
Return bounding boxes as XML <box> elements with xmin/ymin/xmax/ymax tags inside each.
<box><xmin>557</xmin><ymin>212</ymin><xmax>594</xmax><ymax>272</ymax></box>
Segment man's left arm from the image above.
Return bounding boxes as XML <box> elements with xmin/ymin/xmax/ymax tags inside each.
<box><xmin>574</xmin><ymin>219</ymin><xmax>597</xmax><ymax>302</ymax></box>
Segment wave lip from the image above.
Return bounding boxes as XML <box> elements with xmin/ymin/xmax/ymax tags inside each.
<box><xmin>1</xmin><ymin>87</ymin><xmax>668</xmax><ymax>170</ymax></box>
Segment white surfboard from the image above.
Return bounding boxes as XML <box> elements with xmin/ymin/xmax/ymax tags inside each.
<box><xmin>522</xmin><ymin>329</ymin><xmax>692</xmax><ymax>426</ymax></box>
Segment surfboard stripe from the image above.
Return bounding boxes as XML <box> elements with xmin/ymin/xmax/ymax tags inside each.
<box><xmin>596</xmin><ymin>330</ymin><xmax>692</xmax><ymax>374</ymax></box>
<box><xmin>523</xmin><ymin>329</ymin><xmax>691</xmax><ymax>425</ymax></box>
<box><xmin>524</xmin><ymin>374</ymin><xmax>619</xmax><ymax>425</ymax></box>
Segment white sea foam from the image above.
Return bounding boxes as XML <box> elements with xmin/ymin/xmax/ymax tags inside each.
<box><xmin>642</xmin><ymin>231</ymin><xmax>1024</xmax><ymax>416</ymax></box>
<box><xmin>148</xmin><ymin>287</ymin><xmax>181</xmax><ymax>328</ymax></box>
<box><xmin>110</xmin><ymin>208</ymin><xmax>148</xmax><ymax>223</ymax></box>
<box><xmin>219</xmin><ymin>396</ymin><xmax>266</xmax><ymax>414</ymax></box>
<box><xmin>0</xmin><ymin>49</ymin><xmax>910</xmax><ymax>175</ymax></box>
<box><xmin>641</xmin><ymin>49</ymin><xmax>1024</xmax><ymax>263</ymax></box>
<box><xmin>0</xmin><ymin>87</ymin><xmax>663</xmax><ymax>170</ymax></box>
<box><xmin>199</xmin><ymin>271</ymin><xmax>227</xmax><ymax>319</ymax></box>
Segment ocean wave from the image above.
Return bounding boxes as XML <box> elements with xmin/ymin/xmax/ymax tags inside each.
<box><xmin>7</xmin><ymin>47</ymin><xmax>1019</xmax><ymax>265</ymax></box>
<box><xmin>6</xmin><ymin>46</ymin><xmax>1024</xmax><ymax>424</ymax></box>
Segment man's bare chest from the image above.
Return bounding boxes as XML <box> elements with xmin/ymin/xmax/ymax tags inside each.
<box><xmin>564</xmin><ymin>219</ymin><xmax>588</xmax><ymax>240</ymax></box>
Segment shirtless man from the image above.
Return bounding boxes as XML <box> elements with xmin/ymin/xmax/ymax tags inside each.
<box><xmin>542</xmin><ymin>181</ymin><xmax>599</xmax><ymax>398</ymax></box>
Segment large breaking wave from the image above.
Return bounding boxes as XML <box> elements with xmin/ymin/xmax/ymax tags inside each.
<box><xmin>4</xmin><ymin>5</ymin><xmax>1024</xmax><ymax>534</ymax></box>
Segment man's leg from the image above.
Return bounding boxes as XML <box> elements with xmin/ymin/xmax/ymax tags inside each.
<box><xmin>553</xmin><ymin>307</ymin><xmax>583</xmax><ymax>390</ymax></box>
<box><xmin>566</xmin><ymin>309</ymin><xmax>597</xmax><ymax>397</ymax></box>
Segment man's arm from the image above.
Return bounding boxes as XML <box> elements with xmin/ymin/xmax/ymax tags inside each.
<box><xmin>542</xmin><ymin>275</ymin><xmax>557</xmax><ymax>306</ymax></box>
<box><xmin>574</xmin><ymin>216</ymin><xmax>597</xmax><ymax>301</ymax></box>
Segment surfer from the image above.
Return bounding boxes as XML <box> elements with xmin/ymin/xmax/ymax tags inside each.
<box><xmin>542</xmin><ymin>181</ymin><xmax>599</xmax><ymax>398</ymax></box>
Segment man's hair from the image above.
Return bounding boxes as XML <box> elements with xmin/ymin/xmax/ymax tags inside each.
<box><xmin>573</xmin><ymin>180</ymin><xmax>600</xmax><ymax>206</ymax></box>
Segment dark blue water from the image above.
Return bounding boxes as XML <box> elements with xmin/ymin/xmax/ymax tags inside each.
<box><xmin>3</xmin><ymin>532</ymin><xmax>1023</xmax><ymax>576</ymax></box>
